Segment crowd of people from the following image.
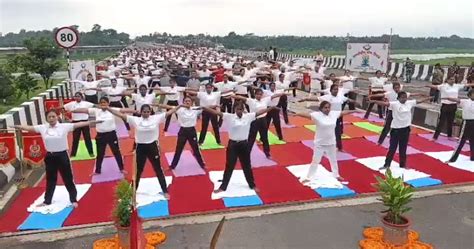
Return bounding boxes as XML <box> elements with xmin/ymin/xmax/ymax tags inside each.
<box><xmin>10</xmin><ymin>45</ymin><xmax>474</xmax><ymax>208</ymax></box>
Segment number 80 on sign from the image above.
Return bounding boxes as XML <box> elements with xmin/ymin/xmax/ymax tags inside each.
<box><xmin>54</xmin><ymin>27</ymin><xmax>79</xmax><ymax>49</ymax></box>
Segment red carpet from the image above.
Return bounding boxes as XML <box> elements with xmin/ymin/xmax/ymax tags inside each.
<box><xmin>270</xmin><ymin>142</ymin><xmax>313</xmax><ymax>166</ymax></box>
<box><xmin>271</xmin><ymin>126</ymin><xmax>314</xmax><ymax>143</ymax></box>
<box><xmin>123</xmin><ymin>154</ymin><xmax>172</xmax><ymax>179</ymax></box>
<box><xmin>38</xmin><ymin>160</ymin><xmax>94</xmax><ymax>187</ymax></box>
<box><xmin>408</xmin><ymin>134</ymin><xmax>453</xmax><ymax>152</ymax></box>
<box><xmin>168</xmin><ymin>175</ymin><xmax>226</xmax><ymax>215</ymax></box>
<box><xmin>201</xmin><ymin>149</ymin><xmax>228</xmax><ymax>171</ymax></box>
<box><xmin>343</xmin><ymin>114</ymin><xmax>366</xmax><ymax>123</ymax></box>
<box><xmin>407</xmin><ymin>154</ymin><xmax>474</xmax><ymax>184</ymax></box>
<box><xmin>63</xmin><ymin>182</ymin><xmax>116</xmax><ymax>226</ymax></box>
<box><xmin>321</xmin><ymin>159</ymin><xmax>381</xmax><ymax>193</ymax></box>
<box><xmin>343</xmin><ymin>138</ymin><xmax>387</xmax><ymax>158</ymax></box>
<box><xmin>410</xmin><ymin>127</ymin><xmax>431</xmax><ymax>134</ymax></box>
<box><xmin>255</xmin><ymin>167</ymin><xmax>318</xmax><ymax>204</ymax></box>
<box><xmin>343</xmin><ymin>125</ymin><xmax>379</xmax><ymax>138</ymax></box>
<box><xmin>286</xmin><ymin>116</ymin><xmax>313</xmax><ymax>127</ymax></box>
<box><xmin>0</xmin><ymin>187</ymin><xmax>44</xmax><ymax>233</ymax></box>
<box><xmin>105</xmin><ymin>138</ymin><xmax>135</xmax><ymax>157</ymax></box>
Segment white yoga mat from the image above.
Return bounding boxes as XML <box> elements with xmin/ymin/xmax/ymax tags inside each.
<box><xmin>27</xmin><ymin>184</ymin><xmax>92</xmax><ymax>214</ymax></box>
<box><xmin>425</xmin><ymin>151</ymin><xmax>474</xmax><ymax>173</ymax></box>
<box><xmin>356</xmin><ymin>157</ymin><xmax>430</xmax><ymax>181</ymax></box>
<box><xmin>286</xmin><ymin>164</ymin><xmax>344</xmax><ymax>189</ymax></box>
<box><xmin>209</xmin><ymin>170</ymin><xmax>257</xmax><ymax>200</ymax></box>
<box><xmin>136</xmin><ymin>176</ymin><xmax>173</xmax><ymax>207</ymax></box>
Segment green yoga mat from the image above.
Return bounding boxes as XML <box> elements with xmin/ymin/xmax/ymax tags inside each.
<box><xmin>257</xmin><ymin>131</ymin><xmax>286</xmax><ymax>145</ymax></box>
<box><xmin>70</xmin><ymin>140</ymin><xmax>97</xmax><ymax>161</ymax></box>
<box><xmin>197</xmin><ymin>133</ymin><xmax>224</xmax><ymax>150</ymax></box>
<box><xmin>353</xmin><ymin>122</ymin><xmax>383</xmax><ymax>134</ymax></box>
<box><xmin>304</xmin><ymin>125</ymin><xmax>351</xmax><ymax>139</ymax></box>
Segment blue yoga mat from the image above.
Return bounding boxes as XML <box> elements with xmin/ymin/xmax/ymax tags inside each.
<box><xmin>138</xmin><ymin>201</ymin><xmax>169</xmax><ymax>219</ymax></box>
<box><xmin>223</xmin><ymin>195</ymin><xmax>263</xmax><ymax>208</ymax></box>
<box><xmin>18</xmin><ymin>207</ymin><xmax>74</xmax><ymax>230</ymax></box>
<box><xmin>406</xmin><ymin>177</ymin><xmax>442</xmax><ymax>188</ymax></box>
<box><xmin>314</xmin><ymin>185</ymin><xmax>357</xmax><ymax>198</ymax></box>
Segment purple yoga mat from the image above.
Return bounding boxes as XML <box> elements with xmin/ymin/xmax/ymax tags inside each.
<box><xmin>418</xmin><ymin>134</ymin><xmax>469</xmax><ymax>151</ymax></box>
<box><xmin>116</xmin><ymin>122</ymin><xmax>129</xmax><ymax>138</ymax></box>
<box><xmin>92</xmin><ymin>157</ymin><xmax>124</xmax><ymax>183</ymax></box>
<box><xmin>280</xmin><ymin>118</ymin><xmax>296</xmax><ymax>128</ymax></box>
<box><xmin>165</xmin><ymin>150</ymin><xmax>206</xmax><ymax>177</ymax></box>
<box><xmin>301</xmin><ymin>140</ymin><xmax>357</xmax><ymax>161</ymax></box>
<box><xmin>364</xmin><ymin>135</ymin><xmax>421</xmax><ymax>155</ymax></box>
<box><xmin>251</xmin><ymin>146</ymin><xmax>277</xmax><ymax>168</ymax></box>
<box><xmin>351</xmin><ymin>112</ymin><xmax>385</xmax><ymax>123</ymax></box>
<box><xmin>164</xmin><ymin>122</ymin><xmax>180</xmax><ymax>137</ymax></box>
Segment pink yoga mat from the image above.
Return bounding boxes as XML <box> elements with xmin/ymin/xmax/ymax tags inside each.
<box><xmin>364</xmin><ymin>135</ymin><xmax>422</xmax><ymax>155</ymax></box>
<box><xmin>165</xmin><ymin>150</ymin><xmax>206</xmax><ymax>177</ymax></box>
<box><xmin>116</xmin><ymin>123</ymin><xmax>129</xmax><ymax>138</ymax></box>
<box><xmin>301</xmin><ymin>140</ymin><xmax>357</xmax><ymax>161</ymax></box>
<box><xmin>251</xmin><ymin>146</ymin><xmax>277</xmax><ymax>168</ymax></box>
<box><xmin>351</xmin><ymin>112</ymin><xmax>385</xmax><ymax>123</ymax></box>
<box><xmin>418</xmin><ymin>134</ymin><xmax>470</xmax><ymax>151</ymax></box>
<box><xmin>92</xmin><ymin>157</ymin><xmax>124</xmax><ymax>183</ymax></box>
<box><xmin>165</xmin><ymin>122</ymin><xmax>180</xmax><ymax>137</ymax></box>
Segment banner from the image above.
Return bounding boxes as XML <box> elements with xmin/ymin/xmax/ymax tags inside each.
<box><xmin>22</xmin><ymin>134</ymin><xmax>46</xmax><ymax>166</ymax></box>
<box><xmin>44</xmin><ymin>99</ymin><xmax>73</xmax><ymax>120</ymax></box>
<box><xmin>0</xmin><ymin>133</ymin><xmax>17</xmax><ymax>165</ymax></box>
<box><xmin>69</xmin><ymin>60</ymin><xmax>96</xmax><ymax>94</ymax></box>
<box><xmin>345</xmin><ymin>43</ymin><xmax>389</xmax><ymax>73</ymax></box>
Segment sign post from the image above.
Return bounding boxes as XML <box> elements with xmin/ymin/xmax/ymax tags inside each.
<box><xmin>54</xmin><ymin>26</ymin><xmax>79</xmax><ymax>98</ymax></box>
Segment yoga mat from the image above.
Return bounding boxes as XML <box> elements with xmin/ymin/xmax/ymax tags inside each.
<box><xmin>250</xmin><ymin>146</ymin><xmax>277</xmax><ymax>168</ymax></box>
<box><xmin>165</xmin><ymin>150</ymin><xmax>206</xmax><ymax>177</ymax></box>
<box><xmin>343</xmin><ymin>138</ymin><xmax>388</xmax><ymax>158</ymax></box>
<box><xmin>278</xmin><ymin>126</ymin><xmax>315</xmax><ymax>143</ymax></box>
<box><xmin>301</xmin><ymin>140</ymin><xmax>356</xmax><ymax>161</ymax></box>
<box><xmin>405</xmin><ymin>177</ymin><xmax>443</xmax><ymax>188</ymax></box>
<box><xmin>136</xmin><ymin>176</ymin><xmax>173</xmax><ymax>207</ymax></box>
<box><xmin>0</xmin><ymin>187</ymin><xmax>45</xmax><ymax>233</ymax></box>
<box><xmin>343</xmin><ymin>125</ymin><xmax>380</xmax><ymax>138</ymax></box>
<box><xmin>91</xmin><ymin>157</ymin><xmax>124</xmax><ymax>183</ymax></box>
<box><xmin>286</xmin><ymin>116</ymin><xmax>313</xmax><ymax>127</ymax></box>
<box><xmin>116</xmin><ymin>122</ymin><xmax>130</xmax><ymax>138</ymax></box>
<box><xmin>323</xmin><ymin>159</ymin><xmax>381</xmax><ymax>193</ymax></box>
<box><xmin>343</xmin><ymin>113</ymin><xmax>366</xmax><ymax>123</ymax></box>
<box><xmin>164</xmin><ymin>122</ymin><xmax>180</xmax><ymax>137</ymax></box>
<box><xmin>63</xmin><ymin>182</ymin><xmax>115</xmax><ymax>226</ymax></box>
<box><xmin>270</xmin><ymin>142</ymin><xmax>313</xmax><ymax>166</ymax></box>
<box><xmin>159</xmin><ymin>136</ymin><xmax>180</xmax><ymax>153</ymax></box>
<box><xmin>356</xmin><ymin>157</ymin><xmax>431</xmax><ymax>182</ymax></box>
<box><xmin>364</xmin><ymin>135</ymin><xmax>421</xmax><ymax>155</ymax></box>
<box><xmin>280</xmin><ymin>118</ymin><xmax>296</xmax><ymax>128</ymax></box>
<box><xmin>197</xmin><ymin>132</ymin><xmax>225</xmax><ymax>150</ymax></box>
<box><xmin>254</xmin><ymin>167</ymin><xmax>318</xmax><ymax>204</ymax></box>
<box><xmin>286</xmin><ymin>164</ymin><xmax>344</xmax><ymax>189</ymax></box>
<box><xmin>353</xmin><ymin>122</ymin><xmax>383</xmax><ymax>134</ymax></box>
<box><xmin>209</xmin><ymin>170</ymin><xmax>258</xmax><ymax>199</ymax></box>
<box><xmin>418</xmin><ymin>134</ymin><xmax>470</xmax><ymax>151</ymax></box>
<box><xmin>223</xmin><ymin>195</ymin><xmax>263</xmax><ymax>208</ymax></box>
<box><xmin>38</xmin><ymin>160</ymin><xmax>94</xmax><ymax>187</ymax></box>
<box><xmin>351</xmin><ymin>112</ymin><xmax>385</xmax><ymax>123</ymax></box>
<box><xmin>257</xmin><ymin>131</ymin><xmax>286</xmax><ymax>145</ymax></box>
<box><xmin>27</xmin><ymin>184</ymin><xmax>91</xmax><ymax>214</ymax></box>
<box><xmin>168</xmin><ymin>175</ymin><xmax>226</xmax><ymax>215</ymax></box>
<box><xmin>407</xmin><ymin>134</ymin><xmax>453</xmax><ymax>152</ymax></box>
<box><xmin>314</xmin><ymin>185</ymin><xmax>356</xmax><ymax>198</ymax></box>
<box><xmin>105</xmin><ymin>138</ymin><xmax>135</xmax><ymax>157</ymax></box>
<box><xmin>201</xmin><ymin>149</ymin><xmax>227</xmax><ymax>171</ymax></box>
<box><xmin>410</xmin><ymin>126</ymin><xmax>431</xmax><ymax>134</ymax></box>
<box><xmin>425</xmin><ymin>151</ymin><xmax>474</xmax><ymax>173</ymax></box>
<box><xmin>19</xmin><ymin>207</ymin><xmax>74</xmax><ymax>230</ymax></box>
<box><xmin>406</xmin><ymin>154</ymin><xmax>474</xmax><ymax>184</ymax></box>
<box><xmin>138</xmin><ymin>200</ymin><xmax>169</xmax><ymax>219</ymax></box>
<box><xmin>70</xmin><ymin>140</ymin><xmax>96</xmax><ymax>161</ymax></box>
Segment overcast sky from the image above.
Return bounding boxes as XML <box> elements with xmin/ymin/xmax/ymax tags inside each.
<box><xmin>1</xmin><ymin>0</ymin><xmax>473</xmax><ymax>38</ymax></box>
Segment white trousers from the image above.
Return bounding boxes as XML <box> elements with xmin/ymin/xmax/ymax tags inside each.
<box><xmin>306</xmin><ymin>144</ymin><xmax>340</xmax><ymax>179</ymax></box>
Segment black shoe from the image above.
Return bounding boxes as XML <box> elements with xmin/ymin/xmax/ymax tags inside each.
<box><xmin>379</xmin><ymin>165</ymin><xmax>389</xmax><ymax>170</ymax></box>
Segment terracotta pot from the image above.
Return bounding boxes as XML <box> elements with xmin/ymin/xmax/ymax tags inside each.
<box><xmin>116</xmin><ymin>224</ymin><xmax>130</xmax><ymax>249</ymax></box>
<box><xmin>381</xmin><ymin>215</ymin><xmax>411</xmax><ymax>246</ymax></box>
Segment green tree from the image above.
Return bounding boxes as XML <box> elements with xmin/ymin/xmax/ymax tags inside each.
<box><xmin>13</xmin><ymin>72</ymin><xmax>39</xmax><ymax>99</ymax></box>
<box><xmin>0</xmin><ymin>67</ymin><xmax>16</xmax><ymax>104</ymax></box>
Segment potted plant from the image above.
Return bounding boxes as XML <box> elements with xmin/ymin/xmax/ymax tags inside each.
<box><xmin>375</xmin><ymin>169</ymin><xmax>414</xmax><ymax>246</ymax></box>
<box><xmin>113</xmin><ymin>179</ymin><xmax>133</xmax><ymax>248</ymax></box>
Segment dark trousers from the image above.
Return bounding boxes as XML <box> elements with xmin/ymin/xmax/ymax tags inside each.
<box><xmin>95</xmin><ymin>131</ymin><xmax>124</xmax><ymax>173</ymax></box>
<box><xmin>277</xmin><ymin>95</ymin><xmax>289</xmax><ymax>123</ymax></box>
<box><xmin>385</xmin><ymin>127</ymin><xmax>410</xmax><ymax>168</ymax></box>
<box><xmin>248</xmin><ymin>117</ymin><xmax>270</xmax><ymax>156</ymax></box>
<box><xmin>378</xmin><ymin>110</ymin><xmax>393</xmax><ymax>144</ymax></box>
<box><xmin>171</xmin><ymin>127</ymin><xmax>205</xmax><ymax>168</ymax></box>
<box><xmin>121</xmin><ymin>96</ymin><xmax>129</xmax><ymax>108</ymax></box>
<box><xmin>335</xmin><ymin>117</ymin><xmax>343</xmax><ymax>150</ymax></box>
<box><xmin>434</xmin><ymin>103</ymin><xmax>457</xmax><ymax>139</ymax></box>
<box><xmin>199</xmin><ymin>110</ymin><xmax>221</xmax><ymax>144</ymax></box>
<box><xmin>429</xmin><ymin>88</ymin><xmax>440</xmax><ymax>103</ymax></box>
<box><xmin>290</xmin><ymin>81</ymin><xmax>298</xmax><ymax>97</ymax></box>
<box><xmin>70</xmin><ymin>120</ymin><xmax>93</xmax><ymax>157</ymax></box>
<box><xmin>449</xmin><ymin>120</ymin><xmax>474</xmax><ymax>162</ymax></box>
<box><xmin>342</xmin><ymin>92</ymin><xmax>356</xmax><ymax>110</ymax></box>
<box><xmin>219</xmin><ymin>97</ymin><xmax>233</xmax><ymax>127</ymax></box>
<box><xmin>44</xmin><ymin>151</ymin><xmax>77</xmax><ymax>204</ymax></box>
<box><xmin>364</xmin><ymin>91</ymin><xmax>384</xmax><ymax>119</ymax></box>
<box><xmin>110</xmin><ymin>101</ymin><xmax>131</xmax><ymax>130</ymax></box>
<box><xmin>136</xmin><ymin>141</ymin><xmax>167</xmax><ymax>193</ymax></box>
<box><xmin>85</xmin><ymin>94</ymin><xmax>98</xmax><ymax>104</ymax></box>
<box><xmin>266</xmin><ymin>108</ymin><xmax>283</xmax><ymax>140</ymax></box>
<box><xmin>219</xmin><ymin>140</ymin><xmax>255</xmax><ymax>191</ymax></box>
<box><xmin>164</xmin><ymin>100</ymin><xmax>179</xmax><ymax>131</ymax></box>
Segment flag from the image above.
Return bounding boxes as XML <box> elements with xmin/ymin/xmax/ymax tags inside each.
<box><xmin>0</xmin><ymin>133</ymin><xmax>17</xmax><ymax>165</ymax></box>
<box><xmin>22</xmin><ymin>134</ymin><xmax>46</xmax><ymax>166</ymax></box>
<box><xmin>130</xmin><ymin>207</ymin><xmax>146</xmax><ymax>249</ymax></box>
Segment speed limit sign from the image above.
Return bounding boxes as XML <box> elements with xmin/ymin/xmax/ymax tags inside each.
<box><xmin>54</xmin><ymin>27</ymin><xmax>79</xmax><ymax>49</ymax></box>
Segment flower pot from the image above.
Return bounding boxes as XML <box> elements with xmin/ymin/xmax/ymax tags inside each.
<box><xmin>381</xmin><ymin>215</ymin><xmax>411</xmax><ymax>246</ymax></box>
<box><xmin>116</xmin><ymin>224</ymin><xmax>130</xmax><ymax>249</ymax></box>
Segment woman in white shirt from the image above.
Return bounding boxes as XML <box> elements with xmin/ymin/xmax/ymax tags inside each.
<box><xmin>338</xmin><ymin>70</ymin><xmax>357</xmax><ymax>110</ymax></box>
<box><xmin>362</xmin><ymin>70</ymin><xmax>388</xmax><ymax>119</ymax></box>
<box><xmin>295</xmin><ymin>101</ymin><xmax>358</xmax><ymax>182</ymax></box>
<box><xmin>168</xmin><ymin>96</ymin><xmax>206</xmax><ymax>169</ymax></box>
<box><xmin>263</xmin><ymin>82</ymin><xmax>290</xmax><ymax>141</ymax></box>
<box><xmin>202</xmin><ymin>103</ymin><xmax>277</xmax><ymax>193</ymax></box>
<box><xmin>70</xmin><ymin>73</ymin><xmax>108</xmax><ymax>104</ymax></box>
<box><xmin>427</xmin><ymin>77</ymin><xmax>474</xmax><ymax>140</ymax></box>
<box><xmin>63</xmin><ymin>92</ymin><xmax>95</xmax><ymax>157</ymax></box>
<box><xmin>155</xmin><ymin>78</ymin><xmax>187</xmax><ymax>132</ymax></box>
<box><xmin>12</xmin><ymin>110</ymin><xmax>101</xmax><ymax>207</ymax></box>
<box><xmin>370</xmin><ymin>92</ymin><xmax>431</xmax><ymax>169</ymax></box>
<box><xmin>107</xmin><ymin>104</ymin><xmax>180</xmax><ymax>200</ymax></box>
<box><xmin>444</xmin><ymin>89</ymin><xmax>474</xmax><ymax>162</ymax></box>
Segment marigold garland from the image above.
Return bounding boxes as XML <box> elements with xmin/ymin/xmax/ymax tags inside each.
<box><xmin>93</xmin><ymin>231</ymin><xmax>167</xmax><ymax>249</ymax></box>
<box><xmin>359</xmin><ymin>227</ymin><xmax>433</xmax><ymax>249</ymax></box>
<box><xmin>145</xmin><ymin>231</ymin><xmax>167</xmax><ymax>246</ymax></box>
